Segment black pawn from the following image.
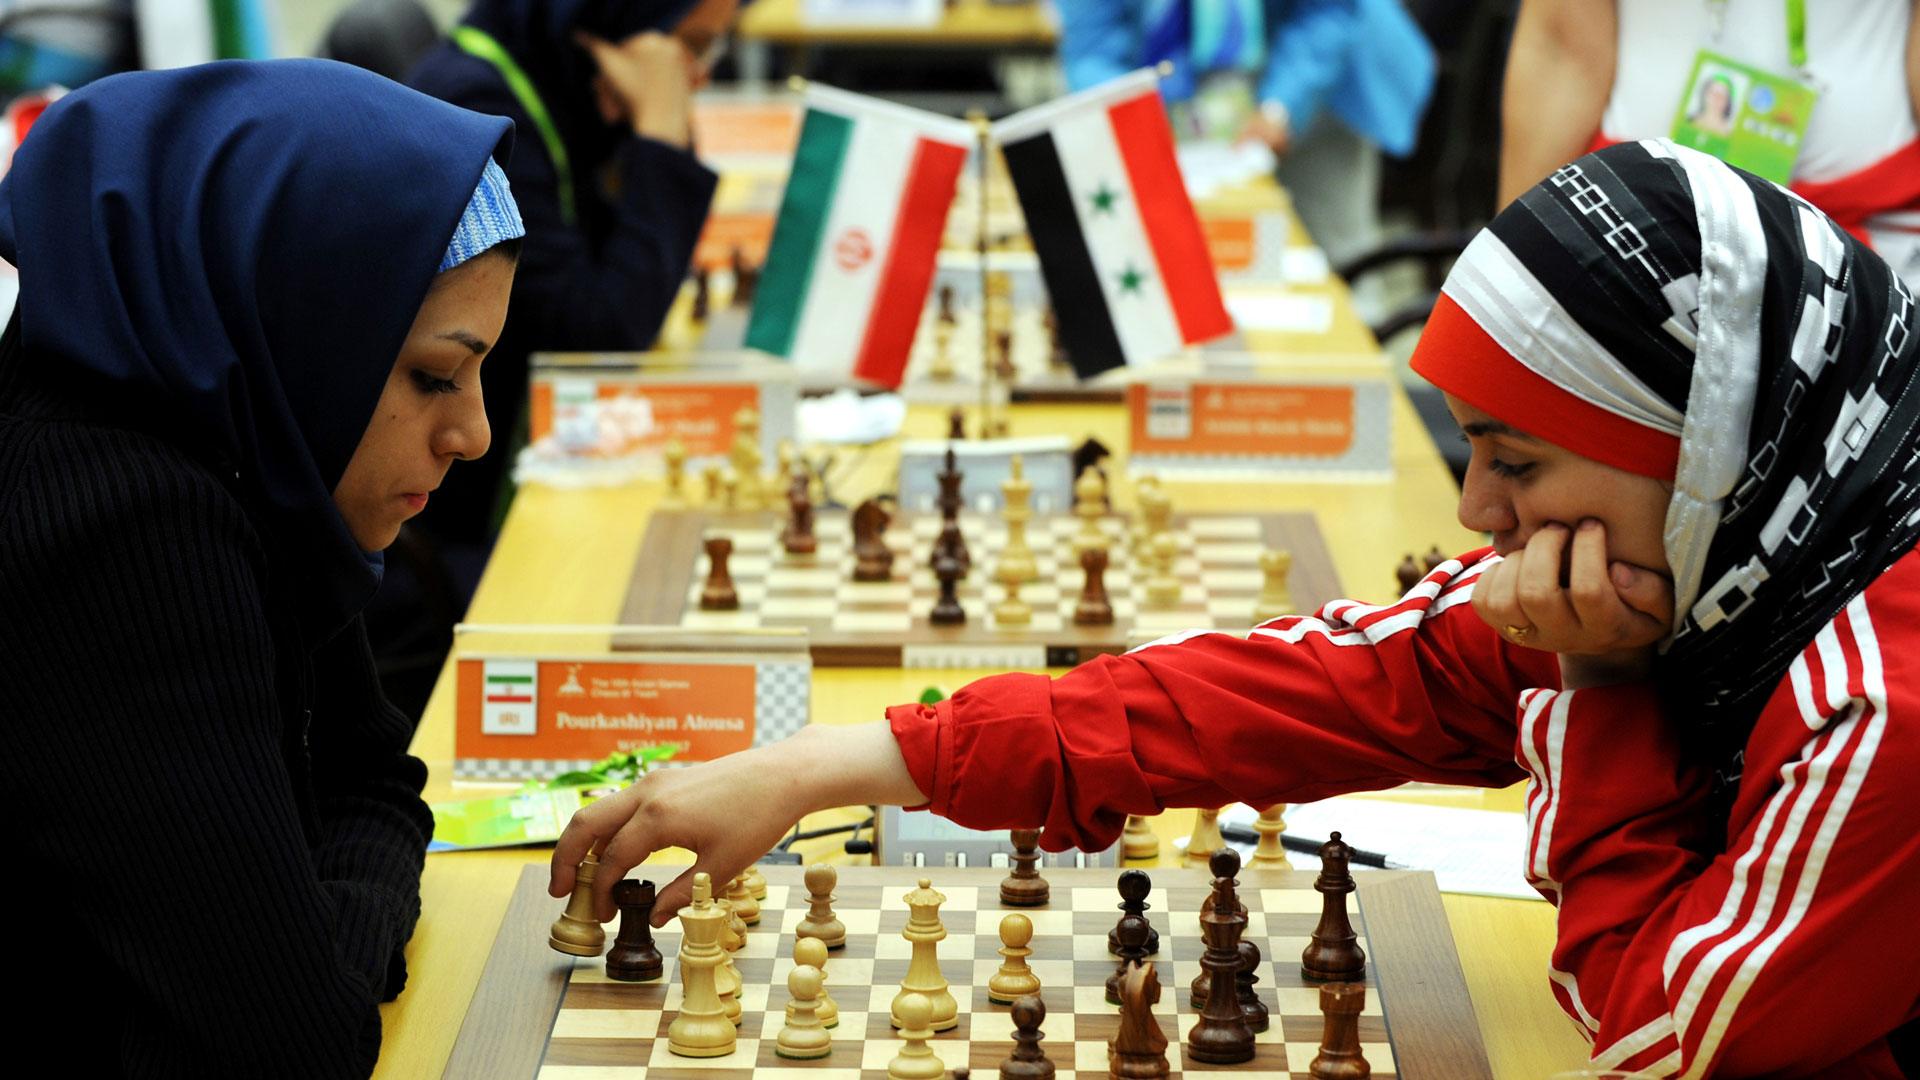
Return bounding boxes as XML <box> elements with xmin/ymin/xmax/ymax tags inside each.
<box><xmin>606</xmin><ymin>879</ymin><xmax>663</xmax><ymax>981</ymax></box>
<box><xmin>1107</xmin><ymin>869</ymin><xmax>1159</xmax><ymax>956</ymax></box>
<box><xmin>1302</xmin><ymin>831</ymin><xmax>1367</xmax><ymax>981</ymax></box>
<box><xmin>1000</xmin><ymin>827</ymin><xmax>1050</xmax><ymax>907</ymax></box>
<box><xmin>930</xmin><ymin>548</ymin><xmax>966</xmax><ymax>625</ymax></box>
<box><xmin>1235</xmin><ymin>938</ymin><xmax>1269</xmax><ymax>1033</ymax></box>
<box><xmin>1106</xmin><ymin>905</ymin><xmax>1152</xmax><ymax>1004</ymax></box>
<box><xmin>1000</xmin><ymin>993</ymin><xmax>1055</xmax><ymax>1080</ymax></box>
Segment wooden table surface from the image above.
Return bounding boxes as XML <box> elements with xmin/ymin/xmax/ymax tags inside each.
<box><xmin>737</xmin><ymin>0</ymin><xmax>1060</xmax><ymax>48</ymax></box>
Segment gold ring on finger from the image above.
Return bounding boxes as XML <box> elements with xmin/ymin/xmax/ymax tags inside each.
<box><xmin>1504</xmin><ymin>623</ymin><xmax>1536</xmax><ymax>643</ymax></box>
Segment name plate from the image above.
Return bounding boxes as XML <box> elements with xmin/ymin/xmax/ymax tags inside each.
<box><xmin>454</xmin><ymin>637</ymin><xmax>810</xmax><ymax>782</ymax></box>
<box><xmin>1126</xmin><ymin>373</ymin><xmax>1391</xmax><ymax>477</ymax></box>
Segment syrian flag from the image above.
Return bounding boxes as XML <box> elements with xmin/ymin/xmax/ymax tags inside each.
<box><xmin>746</xmin><ymin>84</ymin><xmax>973</xmax><ymax>388</ymax></box>
<box><xmin>992</xmin><ymin>69</ymin><xmax>1234</xmax><ymax>379</ymax></box>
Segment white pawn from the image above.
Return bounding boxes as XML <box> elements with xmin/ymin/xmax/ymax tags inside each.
<box><xmin>1253</xmin><ymin>548</ymin><xmax>1294</xmax><ymax>623</ymax></box>
<box><xmin>1185</xmin><ymin>806</ymin><xmax>1225</xmax><ymax>865</ymax></box>
<box><xmin>886</xmin><ymin>993</ymin><xmax>947</xmax><ymax>1080</ymax></box>
<box><xmin>987</xmin><ymin>913</ymin><xmax>1042</xmax><ymax>1004</ymax></box>
<box><xmin>795</xmin><ymin>936</ymin><xmax>839</xmax><ymax>1029</ymax></box>
<box><xmin>775</xmin><ymin>964</ymin><xmax>833</xmax><ymax>1060</ymax></box>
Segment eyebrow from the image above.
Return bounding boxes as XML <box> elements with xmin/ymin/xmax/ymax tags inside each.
<box><xmin>1461</xmin><ymin>419</ymin><xmax>1540</xmax><ymax>441</ymax></box>
<box><xmin>437</xmin><ymin>330</ymin><xmax>491</xmax><ymax>355</ymax></box>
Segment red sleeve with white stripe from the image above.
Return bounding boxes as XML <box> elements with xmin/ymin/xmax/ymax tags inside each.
<box><xmin>1524</xmin><ymin>559</ymin><xmax>1920</xmax><ymax>1077</ymax></box>
<box><xmin>886</xmin><ymin>548</ymin><xmax>1559</xmax><ymax>851</ymax></box>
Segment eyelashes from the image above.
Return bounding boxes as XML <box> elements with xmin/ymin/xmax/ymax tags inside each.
<box><xmin>410</xmin><ymin>370</ymin><xmax>461</xmax><ymax>395</ymax></box>
<box><xmin>1456</xmin><ymin>434</ymin><xmax>1535</xmax><ymax>479</ymax></box>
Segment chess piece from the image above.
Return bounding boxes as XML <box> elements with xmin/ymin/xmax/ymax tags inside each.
<box><xmin>606</xmin><ymin>879</ymin><xmax>664</xmax><ymax>980</ymax></box>
<box><xmin>1130</xmin><ymin>475</ymin><xmax>1162</xmax><ymax>557</ymax></box>
<box><xmin>992</xmin><ymin>327</ymin><xmax>1016</xmax><ymax>383</ymax></box>
<box><xmin>699</xmin><ymin>536</ymin><xmax>739</xmax><ymax>611</ymax></box>
<box><xmin>999</xmin><ymin>828</ymin><xmax>1050</xmax><ymax>906</ymax></box>
<box><xmin>702</xmin><ymin>463</ymin><xmax>722</xmax><ymax>505</ymax></box>
<box><xmin>938</xmin><ymin>283</ymin><xmax>958</xmax><ymax>325</ymax></box>
<box><xmin>887</xmin><ymin>993</ymin><xmax>947</xmax><ymax>1080</ymax></box>
<box><xmin>948</xmin><ymin>406</ymin><xmax>968</xmax><ymax>441</ymax></box>
<box><xmin>1421</xmin><ymin>545</ymin><xmax>1447</xmax><ymax>574</ymax></box>
<box><xmin>1394</xmin><ymin>553</ymin><xmax>1422</xmax><ymax>593</ymax></box>
<box><xmin>662</xmin><ymin>439</ymin><xmax>688</xmax><ymax>509</ymax></box>
<box><xmin>1106</xmin><ymin>868</ymin><xmax>1159</xmax><ymax>957</ymax></box>
<box><xmin>1121</xmin><ymin>814</ymin><xmax>1159</xmax><ymax>860</ymax></box>
<box><xmin>930</xmin><ymin>548</ymin><xmax>966</xmax><ymax>626</ymax></box>
<box><xmin>1252</xmin><ymin>549</ymin><xmax>1294</xmax><ymax>623</ymax></box>
<box><xmin>988</xmin><ymin>913</ymin><xmax>1042</xmax><ymax>1003</ymax></box>
<box><xmin>720</xmin><ymin>468</ymin><xmax>739</xmax><ymax>511</ymax></box>
<box><xmin>794</xmin><ymin>935</ymin><xmax>839</xmax><ymax>1028</ymax></box>
<box><xmin>666</xmin><ymin>873</ymin><xmax>735</xmax><ymax>1057</ymax></box>
<box><xmin>1111</xmin><ymin>961</ymin><xmax>1171</xmax><ymax>1080</ymax></box>
<box><xmin>1000</xmin><ymin>994</ymin><xmax>1056</xmax><ymax>1080</ymax></box>
<box><xmin>996</xmin><ymin>455</ymin><xmax>1039</xmax><ymax>585</ymax></box>
<box><xmin>1309</xmin><ymin>983</ymin><xmax>1371</xmax><ymax>1080</ymax></box>
<box><xmin>743</xmin><ymin>863</ymin><xmax>768</xmax><ymax>902</ymax></box>
<box><xmin>1073</xmin><ymin>467</ymin><xmax>1108</xmax><ymax>555</ymax></box>
<box><xmin>1302</xmin><ymin>832</ymin><xmax>1367</xmax><ymax>980</ymax></box>
<box><xmin>1184</xmin><ymin>807</ymin><xmax>1224</xmax><ymax>866</ymax></box>
<box><xmin>1137</xmin><ymin>483</ymin><xmax>1173</xmax><ymax>559</ymax></box>
<box><xmin>1250</xmin><ymin>804</ymin><xmax>1291</xmax><ymax>869</ymax></box>
<box><xmin>1235</xmin><ymin>939</ymin><xmax>1269</xmax><ymax>1033</ymax></box>
<box><xmin>774</xmin><ymin>963</ymin><xmax>833</xmax><ymax>1059</ymax></box>
<box><xmin>1146</xmin><ymin>533</ymin><xmax>1181</xmax><ymax>608</ymax></box>
<box><xmin>994</xmin><ymin>575</ymin><xmax>1032</xmax><ymax>626</ymax></box>
<box><xmin>932</xmin><ymin>447</ymin><xmax>971</xmax><ymax>574</ymax></box>
<box><xmin>852</xmin><ymin>497</ymin><xmax>896</xmax><ymax>582</ymax></box>
<box><xmin>724</xmin><ymin>872</ymin><xmax>760</xmax><ymax>925</ymax></box>
<box><xmin>713</xmin><ymin>894</ymin><xmax>744</xmax><ymax>1026</ymax></box>
<box><xmin>730</xmin><ymin>405</ymin><xmax>764</xmax><ymax>511</ymax></box>
<box><xmin>691</xmin><ymin>265</ymin><xmax>711</xmax><ymax>322</ymax></box>
<box><xmin>782</xmin><ymin>467</ymin><xmax>817</xmax><ymax>556</ymax></box>
<box><xmin>1186</xmin><ymin>850</ymin><xmax>1255</xmax><ymax>1064</ymax></box>
<box><xmin>1105</xmin><ymin>901</ymin><xmax>1153</xmax><ymax>1005</ymax></box>
<box><xmin>796</xmin><ymin>863</ymin><xmax>847</xmax><ymax>949</ymax></box>
<box><xmin>549</xmin><ymin>847</ymin><xmax>607</xmax><ymax>956</ymax></box>
<box><xmin>1074</xmin><ymin>546</ymin><xmax>1115</xmax><ymax>625</ymax></box>
<box><xmin>892</xmin><ymin>878</ymin><xmax>958</xmax><ymax>1031</ymax></box>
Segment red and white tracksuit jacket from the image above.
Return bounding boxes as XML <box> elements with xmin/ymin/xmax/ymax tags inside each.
<box><xmin>887</xmin><ymin>546</ymin><xmax>1920</xmax><ymax>1078</ymax></box>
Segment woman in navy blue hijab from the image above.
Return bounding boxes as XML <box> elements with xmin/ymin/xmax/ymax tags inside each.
<box><xmin>0</xmin><ymin>60</ymin><xmax>524</xmax><ymax>1076</ymax></box>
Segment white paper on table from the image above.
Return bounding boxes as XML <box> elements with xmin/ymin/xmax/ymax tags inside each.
<box><xmin>1224</xmin><ymin>292</ymin><xmax>1334</xmax><ymax>334</ymax></box>
<box><xmin>1203</xmin><ymin>797</ymin><xmax>1541</xmax><ymax>901</ymax></box>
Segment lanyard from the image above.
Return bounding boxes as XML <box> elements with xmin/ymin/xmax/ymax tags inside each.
<box><xmin>451</xmin><ymin>25</ymin><xmax>577</xmax><ymax>228</ymax></box>
<box><xmin>1706</xmin><ymin>0</ymin><xmax>1808</xmax><ymax>71</ymax></box>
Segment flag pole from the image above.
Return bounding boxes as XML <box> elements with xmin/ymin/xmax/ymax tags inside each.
<box><xmin>970</xmin><ymin>109</ymin><xmax>993</xmax><ymax>439</ymax></box>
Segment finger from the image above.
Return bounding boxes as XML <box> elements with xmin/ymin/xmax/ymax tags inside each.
<box><xmin>551</xmin><ymin>805</ymin><xmax>615</xmax><ymax>897</ymax></box>
<box><xmin>1472</xmin><ymin>552</ymin><xmax>1522</xmax><ymax>631</ymax></box>
<box><xmin>1516</xmin><ymin>525</ymin><xmax>1576</xmax><ymax>630</ymax></box>
<box><xmin>593</xmin><ymin>814</ymin><xmax>662</xmax><ymax>922</ymax></box>
<box><xmin>1565</xmin><ymin>520</ymin><xmax>1625</xmax><ymax>631</ymax></box>
<box><xmin>1612</xmin><ymin>561</ymin><xmax>1677</xmax><ymax>629</ymax></box>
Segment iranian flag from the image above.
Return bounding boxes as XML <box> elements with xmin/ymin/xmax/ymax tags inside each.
<box><xmin>992</xmin><ymin>70</ymin><xmax>1234</xmax><ymax>378</ymax></box>
<box><xmin>746</xmin><ymin>85</ymin><xmax>973</xmax><ymax>388</ymax></box>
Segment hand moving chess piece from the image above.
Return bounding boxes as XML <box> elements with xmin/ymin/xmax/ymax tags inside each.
<box><xmin>1184</xmin><ymin>807</ymin><xmax>1224</xmax><ymax>865</ymax></box>
<box><xmin>1000</xmin><ymin>828</ymin><xmax>1050</xmax><ymax>906</ymax></box>
<box><xmin>794</xmin><ymin>935</ymin><xmax>839</xmax><ymax>1028</ymax></box>
<box><xmin>549</xmin><ymin>846</ymin><xmax>607</xmax><ymax>956</ymax></box>
<box><xmin>1251</xmin><ymin>804</ymin><xmax>1291</xmax><ymax>869</ymax></box>
<box><xmin>892</xmin><ymin>878</ymin><xmax>958</xmax><ymax>1031</ymax></box>
<box><xmin>666</xmin><ymin>872</ymin><xmax>735</xmax><ymax>1057</ymax></box>
<box><xmin>774</xmin><ymin>963</ymin><xmax>833</xmax><ymax>1060</ymax></box>
<box><xmin>999</xmin><ymin>994</ymin><xmax>1056</xmax><ymax>1080</ymax></box>
<box><xmin>1111</xmin><ymin>961</ymin><xmax>1171</xmax><ymax>1080</ymax></box>
<box><xmin>888</xmin><ymin>993</ymin><xmax>948</xmax><ymax>1080</ymax></box>
<box><xmin>1186</xmin><ymin>849</ymin><xmax>1254</xmax><ymax>1064</ymax></box>
<box><xmin>699</xmin><ymin>535</ymin><xmax>739</xmax><ymax>611</ymax></box>
<box><xmin>1309</xmin><ymin>983</ymin><xmax>1371</xmax><ymax>1079</ymax></box>
<box><xmin>852</xmin><ymin>497</ymin><xmax>896</xmax><ymax>582</ymax></box>
<box><xmin>1302</xmin><ymin>832</ymin><xmax>1367</xmax><ymax>981</ymax></box>
<box><xmin>606</xmin><ymin>879</ymin><xmax>663</xmax><ymax>980</ymax></box>
<box><xmin>1107</xmin><ymin>868</ymin><xmax>1159</xmax><ymax>957</ymax></box>
<box><xmin>796</xmin><ymin>863</ymin><xmax>847</xmax><ymax>949</ymax></box>
<box><xmin>1075</xmin><ymin>545</ymin><xmax>1115</xmax><ymax>625</ymax></box>
<box><xmin>988</xmin><ymin>913</ymin><xmax>1042</xmax><ymax>1003</ymax></box>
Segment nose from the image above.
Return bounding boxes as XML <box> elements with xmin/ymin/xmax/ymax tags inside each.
<box><xmin>1455</xmin><ymin>462</ymin><xmax>1516</xmax><ymax>537</ymax></box>
<box><xmin>436</xmin><ymin>391</ymin><xmax>492</xmax><ymax>462</ymax></box>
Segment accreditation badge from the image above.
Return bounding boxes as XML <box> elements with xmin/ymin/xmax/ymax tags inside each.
<box><xmin>1669</xmin><ymin>49</ymin><xmax>1818</xmax><ymax>184</ymax></box>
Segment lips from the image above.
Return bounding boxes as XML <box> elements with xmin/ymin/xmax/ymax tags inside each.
<box><xmin>402</xmin><ymin>493</ymin><xmax>430</xmax><ymax>512</ymax></box>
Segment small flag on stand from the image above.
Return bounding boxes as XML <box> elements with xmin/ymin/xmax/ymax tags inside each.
<box><xmin>991</xmin><ymin>69</ymin><xmax>1234</xmax><ymax>379</ymax></box>
<box><xmin>746</xmin><ymin>83</ymin><xmax>973</xmax><ymax>388</ymax></box>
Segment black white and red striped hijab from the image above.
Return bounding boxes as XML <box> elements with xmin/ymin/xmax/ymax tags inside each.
<box><xmin>1411</xmin><ymin>139</ymin><xmax>1920</xmax><ymax>792</ymax></box>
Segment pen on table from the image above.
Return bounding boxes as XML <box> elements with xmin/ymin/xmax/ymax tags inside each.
<box><xmin>1218</xmin><ymin>824</ymin><xmax>1393</xmax><ymax>868</ymax></box>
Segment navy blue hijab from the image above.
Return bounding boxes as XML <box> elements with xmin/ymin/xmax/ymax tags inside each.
<box><xmin>0</xmin><ymin>59</ymin><xmax>514</xmax><ymax>639</ymax></box>
<box><xmin>459</xmin><ymin>0</ymin><xmax>698</xmax><ymax>165</ymax></box>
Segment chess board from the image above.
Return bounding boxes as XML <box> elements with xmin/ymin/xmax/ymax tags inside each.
<box><xmin>443</xmin><ymin>866</ymin><xmax>1491</xmax><ymax>1080</ymax></box>
<box><xmin>617</xmin><ymin>510</ymin><xmax>1342</xmax><ymax>668</ymax></box>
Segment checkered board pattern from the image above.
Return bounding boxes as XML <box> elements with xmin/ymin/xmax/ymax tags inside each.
<box><xmin>618</xmin><ymin>510</ymin><xmax>1343</xmax><ymax>668</ymax></box>
<box><xmin>444</xmin><ymin>867</ymin><xmax>1491</xmax><ymax>1080</ymax></box>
